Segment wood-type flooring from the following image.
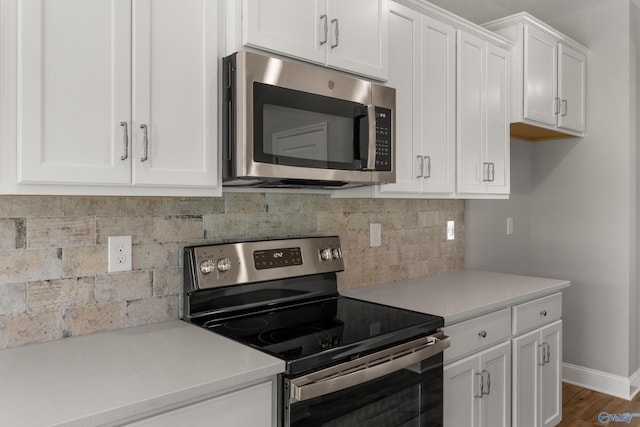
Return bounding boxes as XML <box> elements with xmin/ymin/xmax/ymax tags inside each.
<box><xmin>559</xmin><ymin>382</ymin><xmax>640</xmax><ymax>426</ymax></box>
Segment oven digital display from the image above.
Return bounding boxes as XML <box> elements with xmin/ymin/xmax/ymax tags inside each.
<box><xmin>254</xmin><ymin>247</ymin><xmax>303</xmax><ymax>270</ymax></box>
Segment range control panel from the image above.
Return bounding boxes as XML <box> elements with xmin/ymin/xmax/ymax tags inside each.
<box><xmin>185</xmin><ymin>236</ymin><xmax>345</xmax><ymax>290</ymax></box>
<box><xmin>254</xmin><ymin>247</ymin><xmax>303</xmax><ymax>270</ymax></box>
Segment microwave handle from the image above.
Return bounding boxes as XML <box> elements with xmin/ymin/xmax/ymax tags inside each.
<box><xmin>366</xmin><ymin>104</ymin><xmax>377</xmax><ymax>170</ymax></box>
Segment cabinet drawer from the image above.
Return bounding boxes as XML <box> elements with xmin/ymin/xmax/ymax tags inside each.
<box><xmin>512</xmin><ymin>293</ymin><xmax>562</xmax><ymax>336</ymax></box>
<box><xmin>443</xmin><ymin>308</ymin><xmax>511</xmax><ymax>363</ymax></box>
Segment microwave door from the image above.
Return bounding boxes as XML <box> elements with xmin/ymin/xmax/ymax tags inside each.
<box><xmin>253</xmin><ymin>83</ymin><xmax>368</xmax><ymax>171</ymax></box>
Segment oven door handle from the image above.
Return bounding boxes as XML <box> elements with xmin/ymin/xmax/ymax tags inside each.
<box><xmin>289</xmin><ymin>331</ymin><xmax>450</xmax><ymax>404</ymax></box>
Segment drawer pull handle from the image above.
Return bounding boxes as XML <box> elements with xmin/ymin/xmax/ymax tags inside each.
<box><xmin>540</xmin><ymin>310</ymin><xmax>548</xmax><ymax>317</ymax></box>
<box><xmin>478</xmin><ymin>330</ymin><xmax>487</xmax><ymax>338</ymax></box>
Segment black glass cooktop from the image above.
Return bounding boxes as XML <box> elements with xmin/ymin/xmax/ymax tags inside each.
<box><xmin>197</xmin><ymin>295</ymin><xmax>443</xmax><ymax>375</ymax></box>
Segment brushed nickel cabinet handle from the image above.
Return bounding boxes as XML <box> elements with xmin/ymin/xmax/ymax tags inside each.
<box><xmin>425</xmin><ymin>155</ymin><xmax>431</xmax><ymax>179</ymax></box>
<box><xmin>475</xmin><ymin>372</ymin><xmax>484</xmax><ymax>398</ymax></box>
<box><xmin>330</xmin><ymin>18</ymin><xmax>339</xmax><ymax>48</ymax></box>
<box><xmin>319</xmin><ymin>14</ymin><xmax>328</xmax><ymax>46</ymax></box>
<box><xmin>119</xmin><ymin>121</ymin><xmax>129</xmax><ymax>160</ymax></box>
<box><xmin>417</xmin><ymin>155</ymin><xmax>424</xmax><ymax>178</ymax></box>
<box><xmin>140</xmin><ymin>124</ymin><xmax>149</xmax><ymax>162</ymax></box>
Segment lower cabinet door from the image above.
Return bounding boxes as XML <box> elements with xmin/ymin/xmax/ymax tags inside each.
<box><xmin>444</xmin><ymin>341</ymin><xmax>511</xmax><ymax>427</ymax></box>
<box><xmin>513</xmin><ymin>329</ymin><xmax>541</xmax><ymax>427</ymax></box>
<box><xmin>444</xmin><ymin>355</ymin><xmax>480</xmax><ymax>427</ymax></box>
<box><xmin>126</xmin><ymin>381</ymin><xmax>273</xmax><ymax>427</ymax></box>
<box><xmin>541</xmin><ymin>320</ymin><xmax>562</xmax><ymax>427</ymax></box>
<box><xmin>480</xmin><ymin>341</ymin><xmax>511</xmax><ymax>427</ymax></box>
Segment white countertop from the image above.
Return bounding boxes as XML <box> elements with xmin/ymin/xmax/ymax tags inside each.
<box><xmin>343</xmin><ymin>270</ymin><xmax>570</xmax><ymax>325</ymax></box>
<box><xmin>0</xmin><ymin>320</ymin><xmax>285</xmax><ymax>427</ymax></box>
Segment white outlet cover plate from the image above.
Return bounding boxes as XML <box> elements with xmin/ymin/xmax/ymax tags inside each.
<box><xmin>108</xmin><ymin>235</ymin><xmax>132</xmax><ymax>273</ymax></box>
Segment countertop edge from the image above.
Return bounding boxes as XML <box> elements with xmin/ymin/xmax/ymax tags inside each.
<box><xmin>62</xmin><ymin>361</ymin><xmax>285</xmax><ymax>427</ymax></box>
<box><xmin>443</xmin><ymin>280</ymin><xmax>570</xmax><ymax>324</ymax></box>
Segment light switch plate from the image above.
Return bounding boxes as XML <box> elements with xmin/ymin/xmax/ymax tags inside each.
<box><xmin>370</xmin><ymin>223</ymin><xmax>382</xmax><ymax>247</ymax></box>
<box><xmin>446</xmin><ymin>221</ymin><xmax>455</xmax><ymax>240</ymax></box>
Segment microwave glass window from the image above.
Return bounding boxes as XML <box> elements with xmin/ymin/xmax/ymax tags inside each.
<box><xmin>253</xmin><ymin>83</ymin><xmax>369</xmax><ymax>170</ymax></box>
<box><xmin>262</xmin><ymin>105</ymin><xmax>353</xmax><ymax>164</ymax></box>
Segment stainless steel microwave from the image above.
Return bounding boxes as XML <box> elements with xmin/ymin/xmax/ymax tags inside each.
<box><xmin>222</xmin><ymin>51</ymin><xmax>395</xmax><ymax>189</ymax></box>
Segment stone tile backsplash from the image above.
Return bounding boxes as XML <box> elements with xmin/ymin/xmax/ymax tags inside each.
<box><xmin>0</xmin><ymin>194</ymin><xmax>464</xmax><ymax>350</ymax></box>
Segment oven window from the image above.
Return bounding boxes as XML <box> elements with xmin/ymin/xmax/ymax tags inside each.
<box><xmin>253</xmin><ymin>83</ymin><xmax>368</xmax><ymax>170</ymax></box>
<box><xmin>286</xmin><ymin>355</ymin><xmax>443</xmax><ymax>427</ymax></box>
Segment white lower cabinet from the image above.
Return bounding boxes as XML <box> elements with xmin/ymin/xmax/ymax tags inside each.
<box><xmin>125</xmin><ymin>381</ymin><xmax>274</xmax><ymax>427</ymax></box>
<box><xmin>444</xmin><ymin>293</ymin><xmax>563</xmax><ymax>427</ymax></box>
<box><xmin>444</xmin><ymin>341</ymin><xmax>511</xmax><ymax>427</ymax></box>
<box><xmin>513</xmin><ymin>320</ymin><xmax>562</xmax><ymax>427</ymax></box>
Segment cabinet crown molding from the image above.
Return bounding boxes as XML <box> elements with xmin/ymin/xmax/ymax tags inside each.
<box><xmin>483</xmin><ymin>12</ymin><xmax>588</xmax><ymax>53</ymax></box>
<box><xmin>392</xmin><ymin>0</ymin><xmax>515</xmax><ymax>51</ymax></box>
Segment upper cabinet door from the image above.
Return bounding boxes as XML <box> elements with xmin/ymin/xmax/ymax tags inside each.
<box><xmin>380</xmin><ymin>2</ymin><xmax>421</xmax><ymax>194</ymax></box>
<box><xmin>241</xmin><ymin>0</ymin><xmax>387</xmax><ymax>80</ymax></box>
<box><xmin>485</xmin><ymin>43</ymin><xmax>510</xmax><ymax>195</ymax></box>
<box><xmin>326</xmin><ymin>0</ymin><xmax>388</xmax><ymax>80</ymax></box>
<box><xmin>17</xmin><ymin>0</ymin><xmax>132</xmax><ymax>185</ymax></box>
<box><xmin>456</xmin><ymin>31</ymin><xmax>485</xmax><ymax>194</ymax></box>
<box><xmin>132</xmin><ymin>0</ymin><xmax>219</xmax><ymax>188</ymax></box>
<box><xmin>243</xmin><ymin>0</ymin><xmax>326</xmax><ymax>65</ymax></box>
<box><xmin>523</xmin><ymin>25</ymin><xmax>557</xmax><ymax>127</ymax></box>
<box><xmin>558</xmin><ymin>44</ymin><xmax>586</xmax><ymax>133</ymax></box>
<box><xmin>420</xmin><ymin>14</ymin><xmax>456</xmax><ymax>194</ymax></box>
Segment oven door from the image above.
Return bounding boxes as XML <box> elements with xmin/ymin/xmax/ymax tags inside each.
<box><xmin>284</xmin><ymin>332</ymin><xmax>450</xmax><ymax>427</ymax></box>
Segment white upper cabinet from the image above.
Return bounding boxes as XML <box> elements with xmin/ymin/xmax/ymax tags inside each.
<box><xmin>456</xmin><ymin>31</ymin><xmax>510</xmax><ymax>195</ymax></box>
<box><xmin>132</xmin><ymin>0</ymin><xmax>219</xmax><ymax>189</ymax></box>
<box><xmin>243</xmin><ymin>0</ymin><xmax>326</xmax><ymax>65</ymax></box>
<box><xmin>17</xmin><ymin>0</ymin><xmax>132</xmax><ymax>186</ymax></box>
<box><xmin>378</xmin><ymin>1</ymin><xmax>455</xmax><ymax>196</ymax></box>
<box><xmin>484</xmin><ymin>12</ymin><xmax>587</xmax><ymax>140</ymax></box>
<box><xmin>333</xmin><ymin>0</ymin><xmax>511</xmax><ymax>200</ymax></box>
<box><xmin>237</xmin><ymin>0</ymin><xmax>388</xmax><ymax>80</ymax></box>
<box><xmin>557</xmin><ymin>44</ymin><xmax>587</xmax><ymax>133</ymax></box>
<box><xmin>3</xmin><ymin>0</ymin><xmax>221</xmax><ymax>196</ymax></box>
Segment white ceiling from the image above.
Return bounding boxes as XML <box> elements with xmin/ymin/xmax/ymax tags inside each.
<box><xmin>490</xmin><ymin>0</ymin><xmax>612</xmax><ymax>20</ymax></box>
<box><xmin>427</xmin><ymin>0</ymin><xmax>619</xmax><ymax>23</ymax></box>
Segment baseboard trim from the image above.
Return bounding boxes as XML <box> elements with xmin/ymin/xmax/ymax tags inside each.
<box><xmin>563</xmin><ymin>362</ymin><xmax>635</xmax><ymax>400</ymax></box>
<box><xmin>630</xmin><ymin>367</ymin><xmax>640</xmax><ymax>399</ymax></box>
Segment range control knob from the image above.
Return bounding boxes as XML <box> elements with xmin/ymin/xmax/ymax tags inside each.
<box><xmin>320</xmin><ymin>248</ymin><xmax>332</xmax><ymax>261</ymax></box>
<box><xmin>216</xmin><ymin>257</ymin><xmax>232</xmax><ymax>272</ymax></box>
<box><xmin>332</xmin><ymin>248</ymin><xmax>342</xmax><ymax>259</ymax></box>
<box><xmin>199</xmin><ymin>259</ymin><xmax>216</xmax><ymax>274</ymax></box>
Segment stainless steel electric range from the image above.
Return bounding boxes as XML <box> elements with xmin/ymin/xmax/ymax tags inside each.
<box><xmin>183</xmin><ymin>236</ymin><xmax>449</xmax><ymax>426</ymax></box>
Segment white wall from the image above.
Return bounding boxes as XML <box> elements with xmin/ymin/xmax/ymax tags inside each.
<box><xmin>465</xmin><ymin>139</ymin><xmax>533</xmax><ymax>275</ymax></box>
<box><xmin>461</xmin><ymin>0</ymin><xmax>638</xmax><ymax>382</ymax></box>
<box><xmin>535</xmin><ymin>0</ymin><xmax>633</xmax><ymax>378</ymax></box>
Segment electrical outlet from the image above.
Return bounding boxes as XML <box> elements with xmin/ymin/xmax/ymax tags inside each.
<box><xmin>370</xmin><ymin>223</ymin><xmax>382</xmax><ymax>247</ymax></box>
<box><xmin>507</xmin><ymin>217</ymin><xmax>514</xmax><ymax>236</ymax></box>
<box><xmin>446</xmin><ymin>221</ymin><xmax>455</xmax><ymax>241</ymax></box>
<box><xmin>108</xmin><ymin>236</ymin><xmax>132</xmax><ymax>272</ymax></box>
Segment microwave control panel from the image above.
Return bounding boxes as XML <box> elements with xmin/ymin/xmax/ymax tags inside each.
<box><xmin>375</xmin><ymin>107</ymin><xmax>392</xmax><ymax>171</ymax></box>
